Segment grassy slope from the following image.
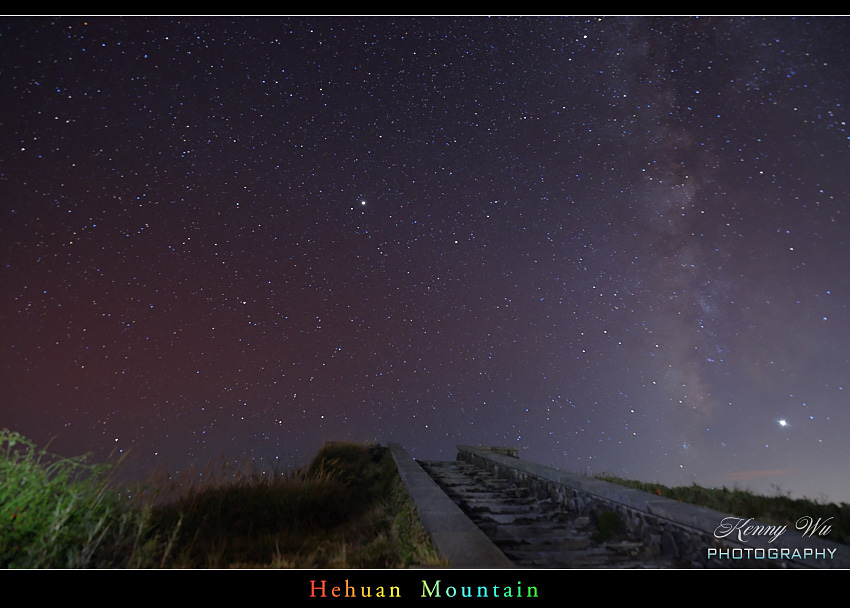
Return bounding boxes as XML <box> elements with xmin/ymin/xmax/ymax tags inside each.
<box><xmin>149</xmin><ymin>441</ymin><xmax>445</xmax><ymax>568</ymax></box>
<box><xmin>1</xmin><ymin>430</ymin><xmax>444</xmax><ymax>568</ymax></box>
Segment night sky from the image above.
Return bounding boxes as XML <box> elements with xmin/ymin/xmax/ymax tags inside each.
<box><xmin>2</xmin><ymin>16</ymin><xmax>849</xmax><ymax>503</ymax></box>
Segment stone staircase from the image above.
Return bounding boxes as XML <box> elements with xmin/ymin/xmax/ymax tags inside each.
<box><xmin>419</xmin><ymin>459</ymin><xmax>676</xmax><ymax>568</ymax></box>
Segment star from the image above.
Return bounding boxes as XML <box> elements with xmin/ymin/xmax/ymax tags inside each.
<box><xmin>2</xmin><ymin>15</ymin><xmax>848</xmax><ymax>506</ymax></box>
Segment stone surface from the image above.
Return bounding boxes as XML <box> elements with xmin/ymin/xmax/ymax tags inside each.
<box><xmin>454</xmin><ymin>445</ymin><xmax>850</xmax><ymax>569</ymax></box>
<box><xmin>387</xmin><ymin>443</ymin><xmax>514</xmax><ymax>568</ymax></box>
<box><xmin>419</xmin><ymin>459</ymin><xmax>674</xmax><ymax>568</ymax></box>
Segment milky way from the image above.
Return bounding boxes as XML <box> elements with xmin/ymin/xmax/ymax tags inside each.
<box><xmin>2</xmin><ymin>16</ymin><xmax>848</xmax><ymax>502</ymax></box>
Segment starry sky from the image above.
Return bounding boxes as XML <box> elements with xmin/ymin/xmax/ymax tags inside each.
<box><xmin>2</xmin><ymin>16</ymin><xmax>849</xmax><ymax>503</ymax></box>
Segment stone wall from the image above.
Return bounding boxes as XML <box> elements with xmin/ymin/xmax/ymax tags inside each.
<box><xmin>457</xmin><ymin>445</ymin><xmax>848</xmax><ymax>569</ymax></box>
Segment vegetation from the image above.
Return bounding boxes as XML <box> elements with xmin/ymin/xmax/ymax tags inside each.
<box><xmin>596</xmin><ymin>474</ymin><xmax>850</xmax><ymax>545</ymax></box>
<box><xmin>149</xmin><ymin>441</ymin><xmax>445</xmax><ymax>568</ymax></box>
<box><xmin>1</xmin><ymin>430</ymin><xmax>444</xmax><ymax>568</ymax></box>
<box><xmin>592</xmin><ymin>509</ymin><xmax>624</xmax><ymax>543</ymax></box>
<box><xmin>0</xmin><ymin>429</ymin><xmax>174</xmax><ymax>568</ymax></box>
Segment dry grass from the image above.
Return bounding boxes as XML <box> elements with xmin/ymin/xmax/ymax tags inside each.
<box><xmin>1</xmin><ymin>432</ymin><xmax>444</xmax><ymax>568</ymax></box>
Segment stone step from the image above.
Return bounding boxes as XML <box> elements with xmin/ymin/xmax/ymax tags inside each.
<box><xmin>419</xmin><ymin>459</ymin><xmax>675</xmax><ymax>569</ymax></box>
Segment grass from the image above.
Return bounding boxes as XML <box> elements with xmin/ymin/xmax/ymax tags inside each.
<box><xmin>149</xmin><ymin>441</ymin><xmax>445</xmax><ymax>568</ymax></box>
<box><xmin>1</xmin><ymin>430</ymin><xmax>444</xmax><ymax>568</ymax></box>
<box><xmin>0</xmin><ymin>429</ymin><xmax>176</xmax><ymax>568</ymax></box>
<box><xmin>595</xmin><ymin>473</ymin><xmax>850</xmax><ymax>545</ymax></box>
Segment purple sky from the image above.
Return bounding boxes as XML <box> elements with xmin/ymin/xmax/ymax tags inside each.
<box><xmin>2</xmin><ymin>16</ymin><xmax>848</xmax><ymax>503</ymax></box>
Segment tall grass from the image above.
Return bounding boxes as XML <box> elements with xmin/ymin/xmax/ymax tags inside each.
<box><xmin>0</xmin><ymin>429</ymin><xmax>178</xmax><ymax>568</ymax></box>
<box><xmin>1</xmin><ymin>431</ymin><xmax>443</xmax><ymax>568</ymax></box>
